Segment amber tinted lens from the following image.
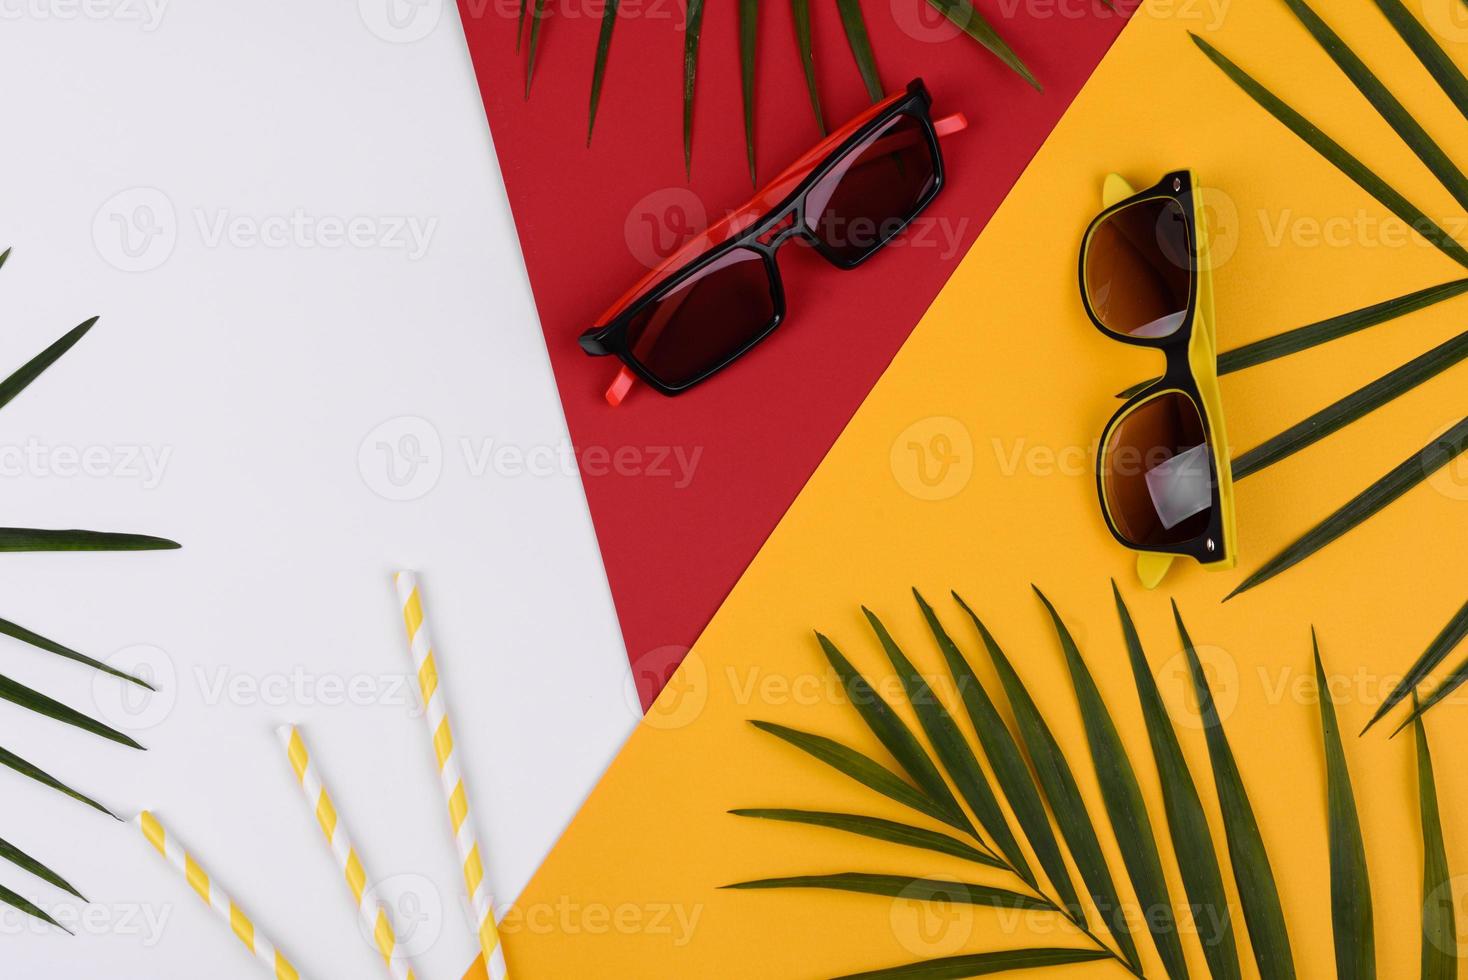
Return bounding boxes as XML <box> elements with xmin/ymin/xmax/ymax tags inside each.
<box><xmin>1084</xmin><ymin>197</ymin><xmax>1192</xmax><ymax>339</ymax></box>
<box><xmin>1102</xmin><ymin>391</ymin><xmax>1214</xmax><ymax>548</ymax></box>
<box><xmin>624</xmin><ymin>247</ymin><xmax>777</xmax><ymax>388</ymax></box>
<box><xmin>804</xmin><ymin>113</ymin><xmax>938</xmax><ymax>265</ymax></box>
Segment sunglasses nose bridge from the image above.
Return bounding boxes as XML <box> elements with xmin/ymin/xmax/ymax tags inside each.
<box><xmin>756</xmin><ymin>213</ymin><xmax>807</xmax><ymax>252</ymax></box>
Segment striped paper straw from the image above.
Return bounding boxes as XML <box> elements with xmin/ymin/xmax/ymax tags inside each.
<box><xmin>135</xmin><ymin>811</ymin><xmax>299</xmax><ymax>980</ymax></box>
<box><xmin>277</xmin><ymin>725</ymin><xmax>416</xmax><ymax>980</ymax></box>
<box><xmin>394</xmin><ymin>571</ymin><xmax>508</xmax><ymax>980</ymax></box>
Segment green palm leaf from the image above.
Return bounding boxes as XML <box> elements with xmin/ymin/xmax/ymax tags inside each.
<box><xmin>816</xmin><ymin>631</ymin><xmax>976</xmax><ymax>836</ymax></box>
<box><xmin>586</xmin><ymin>0</ymin><xmax>620</xmax><ymax>145</ymax></box>
<box><xmin>924</xmin><ymin>0</ymin><xmax>1039</xmax><ymax>91</ymax></box>
<box><xmin>1227</xmin><ymin>416</ymin><xmax>1468</xmax><ymax>598</ymax></box>
<box><xmin>515</xmin><ymin>0</ymin><xmax>528</xmax><ymax>51</ymax></box>
<box><xmin>1281</xmin><ymin>0</ymin><xmax>1468</xmax><ymax>211</ymax></box>
<box><xmin>0</xmin><ymin>745</ymin><xmax>115</xmax><ymax>818</ymax></box>
<box><xmin>1413</xmin><ymin>706</ymin><xmax>1455</xmax><ymax>980</ymax></box>
<box><xmin>723</xmin><ymin>872</ymin><xmax>1054</xmax><ymax>911</ymax></box>
<box><xmin>0</xmin><ymin>881</ymin><xmax>69</xmax><ymax>934</ymax></box>
<box><xmin>0</xmin><ymin>836</ymin><xmax>84</xmax><ymax>900</ymax></box>
<box><xmin>1362</xmin><ymin>597</ymin><xmax>1468</xmax><ymax>734</ymax></box>
<box><xmin>1391</xmin><ymin>637</ymin><xmax>1468</xmax><ymax>736</ymax></box>
<box><xmin>1315</xmin><ymin>637</ymin><xmax>1375</xmax><ymax>980</ymax></box>
<box><xmin>0</xmin><ymin>613</ymin><xmax>152</xmax><ymax>689</ymax></box>
<box><xmin>922</xmin><ymin>595</ymin><xmax>1078</xmax><ymax>911</ymax></box>
<box><xmin>750</xmin><ymin>720</ymin><xmax>969</xmax><ymax>832</ymax></box>
<box><xmin>1117</xmin><ymin>278</ymin><xmax>1468</xmax><ymax>399</ymax></box>
<box><xmin>1037</xmin><ymin>587</ymin><xmax>1191</xmax><ymax>980</ymax></box>
<box><xmin>1369</xmin><ymin>0</ymin><xmax>1468</xmax><ymax>120</ymax></box>
<box><xmin>739</xmin><ymin>0</ymin><xmax>759</xmax><ymax>184</ymax></box>
<box><xmin>1233</xmin><ymin>329</ymin><xmax>1468</xmax><ymax>479</ymax></box>
<box><xmin>1112</xmin><ymin>585</ymin><xmax>1240</xmax><ymax>980</ymax></box>
<box><xmin>791</xmin><ymin>0</ymin><xmax>825</xmax><ymax>134</ymax></box>
<box><xmin>830</xmin><ymin>948</ymin><xmax>1111</xmax><ymax>980</ymax></box>
<box><xmin>729</xmin><ymin>808</ymin><xmax>1004</xmax><ymax>867</ymax></box>
<box><xmin>835</xmin><ymin>0</ymin><xmax>883</xmax><ymax>103</ymax></box>
<box><xmin>0</xmin><ymin>528</ymin><xmax>179</xmax><ymax>551</ymax></box>
<box><xmin>1174</xmin><ymin>602</ymin><xmax>1295</xmax><ymax>980</ymax></box>
<box><xmin>525</xmin><ymin>0</ymin><xmax>551</xmax><ymax>95</ymax></box>
<box><xmin>0</xmin><ymin>247</ymin><xmax>10</xmax><ymax>271</ymax></box>
<box><xmin>973</xmin><ymin>591</ymin><xmax>1143</xmax><ymax>974</ymax></box>
<box><xmin>864</xmin><ymin>602</ymin><xmax>1025</xmax><ymax>882</ymax></box>
<box><xmin>0</xmin><ymin>674</ymin><xmax>142</xmax><ymax>749</ymax></box>
<box><xmin>1190</xmin><ymin>32</ymin><xmax>1468</xmax><ymax>268</ymax></box>
<box><xmin>0</xmin><ymin>318</ymin><xmax>96</xmax><ymax>415</ymax></box>
<box><xmin>682</xmin><ymin>0</ymin><xmax>707</xmax><ymax>175</ymax></box>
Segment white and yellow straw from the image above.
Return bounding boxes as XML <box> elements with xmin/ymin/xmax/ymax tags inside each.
<box><xmin>277</xmin><ymin>725</ymin><xmax>416</xmax><ymax>980</ymax></box>
<box><xmin>134</xmin><ymin>811</ymin><xmax>299</xmax><ymax>980</ymax></box>
<box><xmin>394</xmin><ymin>571</ymin><xmax>509</xmax><ymax>980</ymax></box>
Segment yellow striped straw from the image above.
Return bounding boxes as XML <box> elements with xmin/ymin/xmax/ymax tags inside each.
<box><xmin>277</xmin><ymin>725</ymin><xmax>416</xmax><ymax>980</ymax></box>
<box><xmin>134</xmin><ymin>811</ymin><xmax>299</xmax><ymax>980</ymax></box>
<box><xmin>394</xmin><ymin>571</ymin><xmax>509</xmax><ymax>980</ymax></box>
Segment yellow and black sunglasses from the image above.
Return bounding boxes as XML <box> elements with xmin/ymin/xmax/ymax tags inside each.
<box><xmin>1078</xmin><ymin>170</ymin><xmax>1238</xmax><ymax>589</ymax></box>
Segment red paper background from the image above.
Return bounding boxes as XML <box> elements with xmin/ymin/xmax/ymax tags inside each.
<box><xmin>456</xmin><ymin>0</ymin><xmax>1131</xmax><ymax>708</ymax></box>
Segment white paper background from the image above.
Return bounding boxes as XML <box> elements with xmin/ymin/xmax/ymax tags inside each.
<box><xmin>0</xmin><ymin>1</ymin><xmax>637</xmax><ymax>976</ymax></box>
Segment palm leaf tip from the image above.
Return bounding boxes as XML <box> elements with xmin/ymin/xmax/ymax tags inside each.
<box><xmin>1314</xmin><ymin>637</ymin><xmax>1375</xmax><ymax>980</ymax></box>
<box><xmin>0</xmin><ymin>247</ymin><xmax>10</xmax><ymax>270</ymax></box>
<box><xmin>0</xmin><ymin>528</ymin><xmax>180</xmax><ymax>552</ymax></box>
<box><xmin>586</xmin><ymin>0</ymin><xmax>621</xmax><ymax>145</ymax></box>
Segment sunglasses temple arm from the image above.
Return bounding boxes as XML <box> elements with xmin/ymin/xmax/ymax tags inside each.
<box><xmin>604</xmin><ymin>111</ymin><xmax>969</xmax><ymax>407</ymax></box>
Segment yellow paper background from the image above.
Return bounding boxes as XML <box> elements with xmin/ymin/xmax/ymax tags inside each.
<box><xmin>486</xmin><ymin>1</ymin><xmax>1468</xmax><ymax>976</ymax></box>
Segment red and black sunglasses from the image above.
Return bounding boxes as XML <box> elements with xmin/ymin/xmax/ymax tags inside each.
<box><xmin>579</xmin><ymin>79</ymin><xmax>966</xmax><ymax>404</ymax></box>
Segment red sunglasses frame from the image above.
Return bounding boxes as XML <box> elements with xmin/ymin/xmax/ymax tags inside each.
<box><xmin>580</xmin><ymin>79</ymin><xmax>968</xmax><ymax>405</ymax></box>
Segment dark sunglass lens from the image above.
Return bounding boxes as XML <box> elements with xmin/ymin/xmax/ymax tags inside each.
<box><xmin>1084</xmin><ymin>197</ymin><xmax>1191</xmax><ymax>338</ymax></box>
<box><xmin>804</xmin><ymin>113</ymin><xmax>938</xmax><ymax>265</ymax></box>
<box><xmin>1102</xmin><ymin>391</ymin><xmax>1214</xmax><ymax>548</ymax></box>
<box><xmin>624</xmin><ymin>247</ymin><xmax>777</xmax><ymax>388</ymax></box>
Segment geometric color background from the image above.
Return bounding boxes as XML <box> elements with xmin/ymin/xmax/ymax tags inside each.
<box><xmin>457</xmin><ymin>0</ymin><xmax>1135</xmax><ymax>706</ymax></box>
<box><xmin>470</xmin><ymin>0</ymin><xmax>1468</xmax><ymax>974</ymax></box>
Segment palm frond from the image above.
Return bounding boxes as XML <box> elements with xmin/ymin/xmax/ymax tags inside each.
<box><xmin>0</xmin><ymin>528</ymin><xmax>179</xmax><ymax>552</ymax></box>
<box><xmin>0</xmin><ymin>745</ymin><xmax>116</xmax><ymax>818</ymax></box>
<box><xmin>1227</xmin><ymin>417</ymin><xmax>1468</xmax><ymax>598</ymax></box>
<box><xmin>682</xmin><ymin>0</ymin><xmax>707</xmax><ymax>176</ymax></box>
<box><xmin>525</xmin><ymin>0</ymin><xmax>551</xmax><ymax>95</ymax></box>
<box><xmin>1174</xmin><ymin>602</ymin><xmax>1296</xmax><ymax>979</ymax></box>
<box><xmin>1362</xmin><ymin>597</ymin><xmax>1468</xmax><ymax>734</ymax></box>
<box><xmin>586</xmin><ymin>0</ymin><xmax>620</xmax><ymax>145</ymax></box>
<box><xmin>790</xmin><ymin>0</ymin><xmax>825</xmax><ymax>134</ymax></box>
<box><xmin>924</xmin><ymin>595</ymin><xmax>1078</xmax><ymax>912</ymax></box>
<box><xmin>0</xmin><ymin>674</ymin><xmax>143</xmax><ymax>749</ymax></box>
<box><xmin>1281</xmin><ymin>0</ymin><xmax>1468</xmax><ymax>211</ymax></box>
<box><xmin>1113</xmin><ymin>585</ymin><xmax>1241</xmax><ymax>980</ymax></box>
<box><xmin>739</xmin><ymin>0</ymin><xmax>759</xmax><ymax>185</ymax></box>
<box><xmin>0</xmin><ymin>836</ymin><xmax>84</xmax><ymax>900</ymax></box>
<box><xmin>1233</xmin><ymin>329</ymin><xmax>1468</xmax><ymax>480</ymax></box>
<box><xmin>1315</xmin><ymin>638</ymin><xmax>1375</xmax><ymax>980</ymax></box>
<box><xmin>1036</xmin><ymin>587</ymin><xmax>1191</xmax><ymax>979</ymax></box>
<box><xmin>924</xmin><ymin>0</ymin><xmax>1039</xmax><ymax>91</ymax></box>
<box><xmin>749</xmin><ymin>720</ymin><xmax>969</xmax><ymax>832</ymax></box>
<box><xmin>1413</xmin><ymin>706</ymin><xmax>1455</xmax><ymax>980</ymax></box>
<box><xmin>0</xmin><ymin>318</ymin><xmax>97</xmax><ymax>415</ymax></box>
<box><xmin>1190</xmin><ymin>32</ymin><xmax>1468</xmax><ymax>268</ymax></box>
<box><xmin>835</xmin><ymin>0</ymin><xmax>883</xmax><ymax>103</ymax></box>
<box><xmin>971</xmin><ymin>590</ymin><xmax>1143</xmax><ymax>973</ymax></box>
<box><xmin>0</xmin><ymin>613</ymin><xmax>152</xmax><ymax>689</ymax></box>
<box><xmin>0</xmin><ymin>882</ymin><xmax>69</xmax><ymax>934</ymax></box>
<box><xmin>1368</xmin><ymin>0</ymin><xmax>1468</xmax><ymax>119</ymax></box>
<box><xmin>729</xmin><ymin>809</ymin><xmax>1004</xmax><ymax>867</ymax></box>
<box><xmin>816</xmin><ymin>631</ymin><xmax>977</xmax><ymax>836</ymax></box>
